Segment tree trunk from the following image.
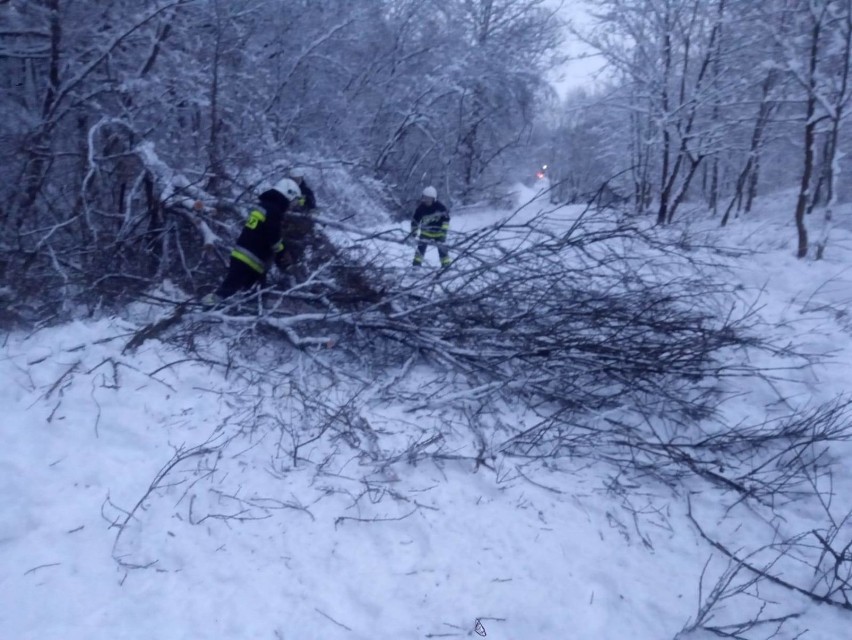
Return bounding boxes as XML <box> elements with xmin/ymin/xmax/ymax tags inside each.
<box><xmin>668</xmin><ymin>155</ymin><xmax>703</xmax><ymax>224</ymax></box>
<box><xmin>814</xmin><ymin>0</ymin><xmax>852</xmax><ymax>260</ymax></box>
<box><xmin>794</xmin><ymin>99</ymin><xmax>816</xmax><ymax>258</ymax></box>
<box><xmin>722</xmin><ymin>73</ymin><xmax>775</xmax><ymax>226</ymax></box>
<box><xmin>708</xmin><ymin>157</ymin><xmax>719</xmax><ymax>215</ymax></box>
<box><xmin>745</xmin><ymin>156</ymin><xmax>759</xmax><ymax>214</ymax></box>
<box><xmin>656</xmin><ymin>21</ymin><xmax>673</xmax><ymax>226</ymax></box>
<box><xmin>794</xmin><ymin>16</ymin><xmax>823</xmax><ymax>259</ymax></box>
<box><xmin>13</xmin><ymin>0</ymin><xmax>62</xmax><ymax>232</ymax></box>
<box><xmin>207</xmin><ymin>0</ymin><xmax>225</xmax><ymax>195</ymax></box>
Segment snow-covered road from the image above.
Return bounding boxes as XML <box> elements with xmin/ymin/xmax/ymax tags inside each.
<box><xmin>2</xmin><ymin>191</ymin><xmax>851</xmax><ymax>640</ymax></box>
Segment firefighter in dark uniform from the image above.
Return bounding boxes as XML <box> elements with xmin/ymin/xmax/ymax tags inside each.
<box><xmin>203</xmin><ymin>177</ymin><xmax>302</xmax><ymax>305</ymax></box>
<box><xmin>410</xmin><ymin>185</ymin><xmax>451</xmax><ymax>267</ymax></box>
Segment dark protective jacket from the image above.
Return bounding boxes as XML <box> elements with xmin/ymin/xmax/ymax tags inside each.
<box><xmin>411</xmin><ymin>200</ymin><xmax>450</xmax><ymax>239</ymax></box>
<box><xmin>230</xmin><ymin>190</ymin><xmax>287</xmax><ymax>274</ymax></box>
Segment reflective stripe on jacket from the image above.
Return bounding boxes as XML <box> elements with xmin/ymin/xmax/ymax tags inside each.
<box><xmin>230</xmin><ymin>205</ymin><xmax>286</xmax><ymax>273</ymax></box>
<box><xmin>411</xmin><ymin>200</ymin><xmax>450</xmax><ymax>238</ymax></box>
<box><xmin>231</xmin><ymin>246</ymin><xmax>267</xmax><ymax>274</ymax></box>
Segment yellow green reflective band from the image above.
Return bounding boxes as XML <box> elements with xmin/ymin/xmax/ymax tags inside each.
<box><xmin>231</xmin><ymin>248</ymin><xmax>265</xmax><ymax>273</ymax></box>
<box><xmin>245</xmin><ymin>209</ymin><xmax>266</xmax><ymax>230</ymax></box>
<box><xmin>273</xmin><ymin>241</ymin><xmax>284</xmax><ymax>253</ymax></box>
<box><xmin>420</xmin><ymin>230</ymin><xmax>447</xmax><ymax>238</ymax></box>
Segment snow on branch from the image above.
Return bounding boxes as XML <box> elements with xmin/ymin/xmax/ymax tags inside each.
<box><xmin>134</xmin><ymin>141</ymin><xmax>221</xmax><ymax>247</ymax></box>
<box><xmin>44</xmin><ymin>0</ymin><xmax>192</xmax><ymax>124</ymax></box>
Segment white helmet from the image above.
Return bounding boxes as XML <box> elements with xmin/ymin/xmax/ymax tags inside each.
<box><xmin>422</xmin><ymin>186</ymin><xmax>437</xmax><ymax>199</ymax></box>
<box><xmin>289</xmin><ymin>167</ymin><xmax>305</xmax><ymax>179</ymax></box>
<box><xmin>270</xmin><ymin>177</ymin><xmax>301</xmax><ymax>202</ymax></box>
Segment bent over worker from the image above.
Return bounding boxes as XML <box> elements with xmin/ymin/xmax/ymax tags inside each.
<box><xmin>203</xmin><ymin>177</ymin><xmax>302</xmax><ymax>305</ymax></box>
<box><xmin>410</xmin><ymin>185</ymin><xmax>451</xmax><ymax>268</ymax></box>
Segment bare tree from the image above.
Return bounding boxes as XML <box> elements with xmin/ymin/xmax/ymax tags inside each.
<box><xmin>579</xmin><ymin>0</ymin><xmax>736</xmax><ymax>224</ymax></box>
<box><xmin>0</xmin><ymin>0</ymin><xmax>565</xmax><ymax>316</ymax></box>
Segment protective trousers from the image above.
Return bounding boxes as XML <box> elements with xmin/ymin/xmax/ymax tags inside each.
<box><xmin>216</xmin><ymin>256</ymin><xmax>265</xmax><ymax>298</ymax></box>
<box><xmin>413</xmin><ymin>235</ymin><xmax>451</xmax><ymax>267</ymax></box>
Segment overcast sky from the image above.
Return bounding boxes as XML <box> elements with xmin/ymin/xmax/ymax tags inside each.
<box><xmin>548</xmin><ymin>0</ymin><xmax>607</xmax><ymax>97</ymax></box>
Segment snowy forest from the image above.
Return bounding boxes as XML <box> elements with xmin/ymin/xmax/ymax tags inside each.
<box><xmin>2</xmin><ymin>1</ymin><xmax>852</xmax><ymax>639</ymax></box>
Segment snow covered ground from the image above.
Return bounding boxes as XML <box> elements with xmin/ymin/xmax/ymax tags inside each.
<box><xmin>2</xmin><ymin>190</ymin><xmax>852</xmax><ymax>639</ymax></box>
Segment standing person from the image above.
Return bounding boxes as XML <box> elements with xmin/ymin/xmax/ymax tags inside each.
<box><xmin>202</xmin><ymin>178</ymin><xmax>302</xmax><ymax>306</ymax></box>
<box><xmin>410</xmin><ymin>186</ymin><xmax>451</xmax><ymax>268</ymax></box>
<box><xmin>289</xmin><ymin>167</ymin><xmax>317</xmax><ymax>212</ymax></box>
